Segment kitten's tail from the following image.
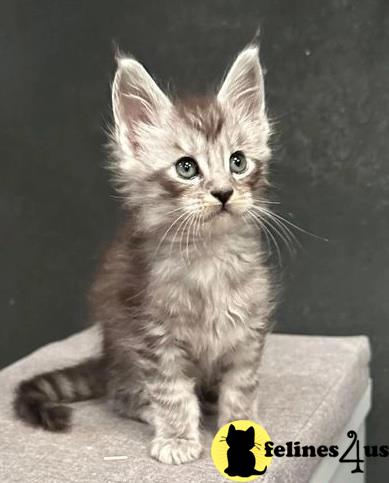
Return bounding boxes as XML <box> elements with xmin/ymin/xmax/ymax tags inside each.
<box><xmin>13</xmin><ymin>357</ymin><xmax>106</xmax><ymax>432</ymax></box>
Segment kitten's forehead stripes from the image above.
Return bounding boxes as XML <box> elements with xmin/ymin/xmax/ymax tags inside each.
<box><xmin>176</xmin><ymin>98</ymin><xmax>225</xmax><ymax>142</ymax></box>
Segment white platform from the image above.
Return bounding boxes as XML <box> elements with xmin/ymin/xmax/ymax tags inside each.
<box><xmin>310</xmin><ymin>380</ymin><xmax>372</xmax><ymax>483</ymax></box>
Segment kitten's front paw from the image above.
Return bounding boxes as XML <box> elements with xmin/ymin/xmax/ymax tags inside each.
<box><xmin>150</xmin><ymin>437</ymin><xmax>202</xmax><ymax>464</ymax></box>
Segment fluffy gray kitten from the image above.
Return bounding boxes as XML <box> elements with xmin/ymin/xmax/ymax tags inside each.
<box><xmin>14</xmin><ymin>46</ymin><xmax>276</xmax><ymax>465</ymax></box>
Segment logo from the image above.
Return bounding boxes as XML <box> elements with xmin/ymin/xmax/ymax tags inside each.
<box><xmin>263</xmin><ymin>430</ymin><xmax>389</xmax><ymax>473</ymax></box>
<box><xmin>211</xmin><ymin>420</ymin><xmax>272</xmax><ymax>481</ymax></box>
<box><xmin>212</xmin><ymin>422</ymin><xmax>389</xmax><ymax>479</ymax></box>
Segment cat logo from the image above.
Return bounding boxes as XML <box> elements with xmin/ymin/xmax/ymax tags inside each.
<box><xmin>211</xmin><ymin>420</ymin><xmax>272</xmax><ymax>481</ymax></box>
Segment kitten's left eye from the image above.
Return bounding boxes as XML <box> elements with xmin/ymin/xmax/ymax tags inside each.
<box><xmin>230</xmin><ymin>151</ymin><xmax>247</xmax><ymax>174</ymax></box>
<box><xmin>175</xmin><ymin>157</ymin><xmax>199</xmax><ymax>179</ymax></box>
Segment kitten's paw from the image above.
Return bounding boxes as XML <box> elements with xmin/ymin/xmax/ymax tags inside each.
<box><xmin>150</xmin><ymin>437</ymin><xmax>202</xmax><ymax>464</ymax></box>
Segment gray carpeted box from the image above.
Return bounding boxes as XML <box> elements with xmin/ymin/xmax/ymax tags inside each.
<box><xmin>0</xmin><ymin>326</ymin><xmax>371</xmax><ymax>482</ymax></box>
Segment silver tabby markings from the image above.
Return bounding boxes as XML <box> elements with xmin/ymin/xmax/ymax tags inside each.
<box><xmin>14</xmin><ymin>45</ymin><xmax>277</xmax><ymax>465</ymax></box>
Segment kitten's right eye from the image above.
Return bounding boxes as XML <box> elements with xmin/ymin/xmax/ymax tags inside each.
<box><xmin>175</xmin><ymin>157</ymin><xmax>199</xmax><ymax>180</ymax></box>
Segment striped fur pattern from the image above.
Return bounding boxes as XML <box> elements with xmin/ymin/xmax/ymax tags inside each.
<box><xmin>14</xmin><ymin>46</ymin><xmax>276</xmax><ymax>465</ymax></box>
<box><xmin>14</xmin><ymin>358</ymin><xmax>105</xmax><ymax>431</ymax></box>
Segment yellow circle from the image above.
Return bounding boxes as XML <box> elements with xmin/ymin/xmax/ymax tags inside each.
<box><xmin>211</xmin><ymin>420</ymin><xmax>272</xmax><ymax>481</ymax></box>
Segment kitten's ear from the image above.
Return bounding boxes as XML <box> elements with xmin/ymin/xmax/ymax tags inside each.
<box><xmin>217</xmin><ymin>46</ymin><xmax>265</xmax><ymax>118</ymax></box>
<box><xmin>112</xmin><ymin>56</ymin><xmax>171</xmax><ymax>149</ymax></box>
<box><xmin>227</xmin><ymin>424</ymin><xmax>236</xmax><ymax>436</ymax></box>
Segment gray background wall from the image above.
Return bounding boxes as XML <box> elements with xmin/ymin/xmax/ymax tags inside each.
<box><xmin>1</xmin><ymin>1</ymin><xmax>388</xmax><ymax>481</ymax></box>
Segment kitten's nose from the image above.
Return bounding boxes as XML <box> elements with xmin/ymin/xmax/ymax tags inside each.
<box><xmin>211</xmin><ymin>189</ymin><xmax>233</xmax><ymax>205</ymax></box>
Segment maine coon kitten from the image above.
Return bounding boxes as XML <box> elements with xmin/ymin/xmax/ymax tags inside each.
<box><xmin>14</xmin><ymin>45</ymin><xmax>276</xmax><ymax>465</ymax></box>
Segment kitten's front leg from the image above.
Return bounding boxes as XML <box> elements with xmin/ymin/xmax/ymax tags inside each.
<box><xmin>218</xmin><ymin>335</ymin><xmax>265</xmax><ymax>427</ymax></box>
<box><xmin>147</xmin><ymin>344</ymin><xmax>201</xmax><ymax>464</ymax></box>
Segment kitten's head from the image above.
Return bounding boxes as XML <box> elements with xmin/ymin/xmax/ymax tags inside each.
<box><xmin>226</xmin><ymin>424</ymin><xmax>256</xmax><ymax>450</ymax></box>
<box><xmin>111</xmin><ymin>46</ymin><xmax>271</xmax><ymax>239</ymax></box>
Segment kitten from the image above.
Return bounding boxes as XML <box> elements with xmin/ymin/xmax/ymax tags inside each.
<box><xmin>14</xmin><ymin>45</ymin><xmax>276</xmax><ymax>465</ymax></box>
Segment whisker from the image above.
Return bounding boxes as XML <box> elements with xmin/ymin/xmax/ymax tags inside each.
<box><xmin>185</xmin><ymin>212</ymin><xmax>197</xmax><ymax>262</ymax></box>
<box><xmin>247</xmin><ymin>210</ymin><xmax>282</xmax><ymax>265</ymax></box>
<box><xmin>260</xmin><ymin>221</ymin><xmax>275</xmax><ymax>256</ymax></box>
<box><xmin>255</xmin><ymin>215</ymin><xmax>283</xmax><ymax>265</ymax></box>
<box><xmin>153</xmin><ymin>210</ymin><xmax>190</xmax><ymax>257</ymax></box>
<box><xmin>164</xmin><ymin>203</ymin><xmax>200</xmax><ymax>217</ymax></box>
<box><xmin>179</xmin><ymin>213</ymin><xmax>193</xmax><ymax>262</ymax></box>
<box><xmin>198</xmin><ymin>209</ymin><xmax>207</xmax><ymax>251</ymax></box>
<box><xmin>193</xmin><ymin>210</ymin><xmax>203</xmax><ymax>255</ymax></box>
<box><xmin>259</xmin><ymin>206</ymin><xmax>329</xmax><ymax>242</ymax></box>
<box><xmin>261</xmin><ymin>215</ymin><xmax>296</xmax><ymax>257</ymax></box>
<box><xmin>164</xmin><ymin>206</ymin><xmax>186</xmax><ymax>216</ymax></box>
<box><xmin>168</xmin><ymin>212</ymin><xmax>192</xmax><ymax>259</ymax></box>
<box><xmin>233</xmin><ymin>195</ymin><xmax>280</xmax><ymax>206</ymax></box>
<box><xmin>251</xmin><ymin>206</ymin><xmax>299</xmax><ymax>255</ymax></box>
<box><xmin>248</xmin><ymin>198</ymin><xmax>281</xmax><ymax>205</ymax></box>
<box><xmin>194</xmin><ymin>208</ymin><xmax>202</xmax><ymax>239</ymax></box>
<box><xmin>244</xmin><ymin>212</ymin><xmax>271</xmax><ymax>255</ymax></box>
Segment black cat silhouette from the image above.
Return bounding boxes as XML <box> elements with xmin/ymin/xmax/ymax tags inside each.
<box><xmin>224</xmin><ymin>424</ymin><xmax>267</xmax><ymax>477</ymax></box>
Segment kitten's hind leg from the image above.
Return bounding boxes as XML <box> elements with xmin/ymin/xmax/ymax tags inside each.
<box><xmin>110</xmin><ymin>387</ymin><xmax>153</xmax><ymax>424</ymax></box>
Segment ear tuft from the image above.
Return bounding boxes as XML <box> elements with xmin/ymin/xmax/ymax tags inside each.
<box><xmin>112</xmin><ymin>55</ymin><xmax>171</xmax><ymax>149</ymax></box>
<box><xmin>218</xmin><ymin>46</ymin><xmax>265</xmax><ymax>118</ymax></box>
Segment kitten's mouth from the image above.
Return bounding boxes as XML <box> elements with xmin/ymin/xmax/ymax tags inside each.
<box><xmin>205</xmin><ymin>206</ymin><xmax>232</xmax><ymax>222</ymax></box>
<box><xmin>219</xmin><ymin>208</ymin><xmax>230</xmax><ymax>216</ymax></box>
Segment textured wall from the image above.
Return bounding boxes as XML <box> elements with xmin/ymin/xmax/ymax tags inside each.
<box><xmin>1</xmin><ymin>1</ymin><xmax>388</xmax><ymax>480</ymax></box>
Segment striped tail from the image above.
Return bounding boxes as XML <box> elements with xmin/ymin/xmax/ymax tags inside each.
<box><xmin>13</xmin><ymin>357</ymin><xmax>106</xmax><ymax>432</ymax></box>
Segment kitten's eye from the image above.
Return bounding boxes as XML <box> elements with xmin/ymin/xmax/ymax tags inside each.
<box><xmin>230</xmin><ymin>151</ymin><xmax>247</xmax><ymax>174</ymax></box>
<box><xmin>175</xmin><ymin>157</ymin><xmax>199</xmax><ymax>179</ymax></box>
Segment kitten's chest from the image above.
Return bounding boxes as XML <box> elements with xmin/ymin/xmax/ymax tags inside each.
<box><xmin>150</xmin><ymin>241</ymin><xmax>263</xmax><ymax>361</ymax></box>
